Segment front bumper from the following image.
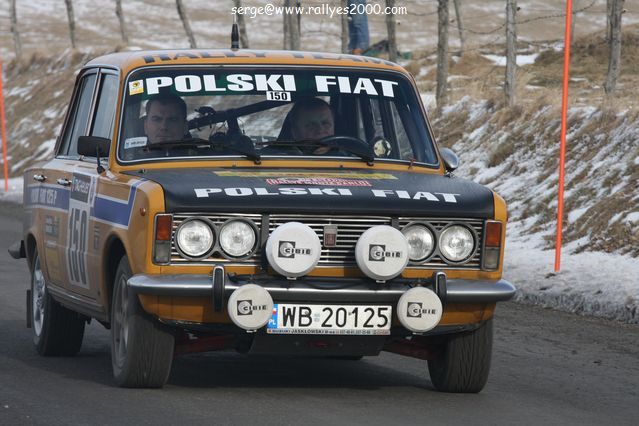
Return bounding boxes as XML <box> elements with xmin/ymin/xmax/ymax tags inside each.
<box><xmin>127</xmin><ymin>270</ymin><xmax>516</xmax><ymax>305</ymax></box>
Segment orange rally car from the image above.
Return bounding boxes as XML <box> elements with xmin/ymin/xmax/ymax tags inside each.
<box><xmin>9</xmin><ymin>47</ymin><xmax>515</xmax><ymax>391</ymax></box>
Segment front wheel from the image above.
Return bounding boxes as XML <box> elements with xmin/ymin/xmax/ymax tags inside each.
<box><xmin>427</xmin><ymin>319</ymin><xmax>493</xmax><ymax>393</ymax></box>
<box><xmin>110</xmin><ymin>256</ymin><xmax>174</xmax><ymax>388</ymax></box>
<box><xmin>31</xmin><ymin>251</ymin><xmax>85</xmax><ymax>356</ymax></box>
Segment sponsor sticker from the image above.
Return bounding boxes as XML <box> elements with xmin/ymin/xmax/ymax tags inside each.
<box><xmin>214</xmin><ymin>171</ymin><xmax>396</xmax><ymax>180</ymax></box>
<box><xmin>315</xmin><ymin>76</ymin><xmax>398</xmax><ymax>98</ymax></box>
<box><xmin>265</xmin><ymin>177</ymin><xmax>371</xmax><ymax>187</ymax></box>
<box><xmin>124</xmin><ymin>136</ymin><xmax>148</xmax><ymax>149</ymax></box>
<box><xmin>373</xmin><ymin>138</ymin><xmax>392</xmax><ymax>157</ymax></box>
<box><xmin>193</xmin><ymin>186</ymin><xmax>460</xmax><ymax>203</ymax></box>
<box><xmin>144</xmin><ymin>74</ymin><xmax>297</xmax><ymax>95</ymax></box>
<box><xmin>137</xmin><ymin>74</ymin><xmax>397</xmax><ymax>98</ymax></box>
<box><xmin>44</xmin><ymin>215</ymin><xmax>60</xmax><ymax>237</ymax></box>
<box><xmin>128</xmin><ymin>79</ymin><xmax>144</xmax><ymax>95</ymax></box>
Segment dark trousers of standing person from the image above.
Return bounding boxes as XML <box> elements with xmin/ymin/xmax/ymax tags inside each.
<box><xmin>348</xmin><ymin>0</ymin><xmax>370</xmax><ymax>55</ymax></box>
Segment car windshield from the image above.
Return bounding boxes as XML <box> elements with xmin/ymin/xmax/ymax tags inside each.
<box><xmin>118</xmin><ymin>67</ymin><xmax>438</xmax><ymax>164</ymax></box>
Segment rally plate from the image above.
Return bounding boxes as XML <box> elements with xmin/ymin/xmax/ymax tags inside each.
<box><xmin>267</xmin><ymin>304</ymin><xmax>392</xmax><ymax>335</ymax></box>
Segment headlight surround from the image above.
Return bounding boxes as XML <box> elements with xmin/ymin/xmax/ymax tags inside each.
<box><xmin>401</xmin><ymin>224</ymin><xmax>435</xmax><ymax>261</ymax></box>
<box><xmin>438</xmin><ymin>225</ymin><xmax>475</xmax><ymax>263</ymax></box>
<box><xmin>219</xmin><ymin>220</ymin><xmax>257</xmax><ymax>258</ymax></box>
<box><xmin>175</xmin><ymin>219</ymin><xmax>215</xmax><ymax>259</ymax></box>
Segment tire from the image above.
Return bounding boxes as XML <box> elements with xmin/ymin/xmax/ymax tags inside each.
<box><xmin>110</xmin><ymin>256</ymin><xmax>174</xmax><ymax>388</ymax></box>
<box><xmin>31</xmin><ymin>251</ymin><xmax>85</xmax><ymax>356</ymax></box>
<box><xmin>427</xmin><ymin>319</ymin><xmax>493</xmax><ymax>393</ymax></box>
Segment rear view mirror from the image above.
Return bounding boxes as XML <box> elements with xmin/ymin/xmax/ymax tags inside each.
<box><xmin>440</xmin><ymin>148</ymin><xmax>459</xmax><ymax>173</ymax></box>
<box><xmin>78</xmin><ymin>136</ymin><xmax>111</xmax><ymax>157</ymax></box>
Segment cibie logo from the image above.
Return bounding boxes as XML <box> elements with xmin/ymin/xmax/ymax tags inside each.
<box><xmin>236</xmin><ymin>300</ymin><xmax>268</xmax><ymax>316</ymax></box>
<box><xmin>278</xmin><ymin>241</ymin><xmax>311</xmax><ymax>258</ymax></box>
<box><xmin>368</xmin><ymin>244</ymin><xmax>402</xmax><ymax>262</ymax></box>
<box><xmin>406</xmin><ymin>302</ymin><xmax>438</xmax><ymax>318</ymax></box>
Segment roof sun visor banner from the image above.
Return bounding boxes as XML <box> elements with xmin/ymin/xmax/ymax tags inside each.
<box><xmin>129</xmin><ymin>73</ymin><xmax>399</xmax><ymax>98</ymax></box>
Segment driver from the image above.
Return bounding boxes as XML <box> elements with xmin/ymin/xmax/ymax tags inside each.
<box><xmin>144</xmin><ymin>94</ymin><xmax>189</xmax><ymax>145</ymax></box>
<box><xmin>289</xmin><ymin>98</ymin><xmax>334</xmax><ymax>142</ymax></box>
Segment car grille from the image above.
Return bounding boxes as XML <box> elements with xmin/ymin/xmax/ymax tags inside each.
<box><xmin>170</xmin><ymin>213</ymin><xmax>484</xmax><ymax>270</ymax></box>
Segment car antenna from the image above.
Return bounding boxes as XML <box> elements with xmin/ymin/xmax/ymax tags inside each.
<box><xmin>231</xmin><ymin>16</ymin><xmax>240</xmax><ymax>50</ymax></box>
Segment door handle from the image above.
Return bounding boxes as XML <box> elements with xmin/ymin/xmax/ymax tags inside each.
<box><xmin>33</xmin><ymin>174</ymin><xmax>46</xmax><ymax>182</ymax></box>
<box><xmin>56</xmin><ymin>178</ymin><xmax>71</xmax><ymax>186</ymax></box>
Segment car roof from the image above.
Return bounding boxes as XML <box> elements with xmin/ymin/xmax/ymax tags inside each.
<box><xmin>85</xmin><ymin>49</ymin><xmax>409</xmax><ymax>75</ymax></box>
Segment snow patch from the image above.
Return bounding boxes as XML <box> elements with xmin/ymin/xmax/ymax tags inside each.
<box><xmin>568</xmin><ymin>207</ymin><xmax>589</xmax><ymax>223</ymax></box>
<box><xmin>482</xmin><ymin>53</ymin><xmax>539</xmax><ymax>66</ymax></box>
<box><xmin>505</xmin><ymin>242</ymin><xmax>639</xmax><ymax>323</ymax></box>
<box><xmin>624</xmin><ymin>212</ymin><xmax>639</xmax><ymax>224</ymax></box>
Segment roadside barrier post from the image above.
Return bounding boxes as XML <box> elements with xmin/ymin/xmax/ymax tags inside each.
<box><xmin>555</xmin><ymin>0</ymin><xmax>574</xmax><ymax>272</ymax></box>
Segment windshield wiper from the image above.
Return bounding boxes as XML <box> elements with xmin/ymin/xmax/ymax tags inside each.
<box><xmin>146</xmin><ymin>137</ymin><xmax>210</xmax><ymax>150</ymax></box>
<box><xmin>262</xmin><ymin>136</ymin><xmax>375</xmax><ymax>164</ymax></box>
<box><xmin>211</xmin><ymin>135</ymin><xmax>261</xmax><ymax>164</ymax></box>
<box><xmin>147</xmin><ymin>137</ymin><xmax>261</xmax><ymax>164</ymax></box>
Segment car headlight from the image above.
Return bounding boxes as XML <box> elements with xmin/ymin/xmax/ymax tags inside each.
<box><xmin>439</xmin><ymin>225</ymin><xmax>475</xmax><ymax>262</ymax></box>
<box><xmin>402</xmin><ymin>225</ymin><xmax>435</xmax><ymax>261</ymax></box>
<box><xmin>176</xmin><ymin>219</ymin><xmax>214</xmax><ymax>258</ymax></box>
<box><xmin>219</xmin><ymin>220</ymin><xmax>257</xmax><ymax>257</ymax></box>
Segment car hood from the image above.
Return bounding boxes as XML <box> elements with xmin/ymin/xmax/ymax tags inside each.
<box><xmin>125</xmin><ymin>168</ymin><xmax>494</xmax><ymax>218</ymax></box>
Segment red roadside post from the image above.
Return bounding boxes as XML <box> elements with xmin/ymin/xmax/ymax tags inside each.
<box><xmin>554</xmin><ymin>0</ymin><xmax>574</xmax><ymax>272</ymax></box>
<box><xmin>0</xmin><ymin>57</ymin><xmax>8</xmax><ymax>192</ymax></box>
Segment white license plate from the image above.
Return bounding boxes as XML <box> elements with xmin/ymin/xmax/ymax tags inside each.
<box><xmin>266</xmin><ymin>304</ymin><xmax>392</xmax><ymax>335</ymax></box>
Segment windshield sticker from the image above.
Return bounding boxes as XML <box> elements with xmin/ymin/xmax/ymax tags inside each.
<box><xmin>145</xmin><ymin>74</ymin><xmax>297</xmax><ymax>95</ymax></box>
<box><xmin>129</xmin><ymin>80</ymin><xmax>144</xmax><ymax>95</ymax></box>
<box><xmin>373</xmin><ymin>138</ymin><xmax>392</xmax><ymax>157</ymax></box>
<box><xmin>266</xmin><ymin>91</ymin><xmax>291</xmax><ymax>102</ymax></box>
<box><xmin>124</xmin><ymin>136</ymin><xmax>148</xmax><ymax>149</ymax></box>
<box><xmin>139</xmin><ymin>73</ymin><xmax>397</xmax><ymax>98</ymax></box>
<box><xmin>214</xmin><ymin>171</ymin><xmax>397</xmax><ymax>180</ymax></box>
<box><xmin>315</xmin><ymin>76</ymin><xmax>398</xmax><ymax>97</ymax></box>
<box><xmin>265</xmin><ymin>178</ymin><xmax>371</xmax><ymax>187</ymax></box>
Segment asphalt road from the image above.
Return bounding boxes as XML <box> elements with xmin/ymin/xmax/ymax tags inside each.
<box><xmin>1</xmin><ymin>201</ymin><xmax>638</xmax><ymax>426</ymax></box>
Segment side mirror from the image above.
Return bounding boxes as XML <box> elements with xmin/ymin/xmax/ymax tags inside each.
<box><xmin>440</xmin><ymin>147</ymin><xmax>459</xmax><ymax>173</ymax></box>
<box><xmin>78</xmin><ymin>136</ymin><xmax>111</xmax><ymax>157</ymax></box>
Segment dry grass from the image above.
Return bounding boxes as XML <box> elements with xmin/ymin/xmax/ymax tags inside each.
<box><xmin>427</xmin><ymin>40</ymin><xmax>639</xmax><ymax>257</ymax></box>
<box><xmin>487</xmin><ymin>141</ymin><xmax>516</xmax><ymax>167</ymax></box>
<box><xmin>528</xmin><ymin>24</ymin><xmax>639</xmax><ymax>107</ymax></box>
<box><xmin>414</xmin><ymin>23</ymin><xmax>639</xmax><ymax>114</ymax></box>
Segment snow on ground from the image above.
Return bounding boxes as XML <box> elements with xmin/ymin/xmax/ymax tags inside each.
<box><xmin>482</xmin><ymin>53</ymin><xmax>539</xmax><ymax>67</ymax></box>
<box><xmin>1</xmin><ymin>177</ymin><xmax>636</xmax><ymax>324</ymax></box>
<box><xmin>0</xmin><ymin>178</ymin><xmax>23</xmax><ymax>204</ymax></box>
<box><xmin>504</xmin><ymin>223</ymin><xmax>639</xmax><ymax>324</ymax></box>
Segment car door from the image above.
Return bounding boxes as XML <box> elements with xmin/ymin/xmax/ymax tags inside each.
<box><xmin>72</xmin><ymin>69</ymin><xmax>120</xmax><ymax>302</ymax></box>
<box><xmin>40</xmin><ymin>69</ymin><xmax>98</xmax><ymax>291</ymax></box>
